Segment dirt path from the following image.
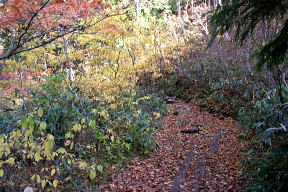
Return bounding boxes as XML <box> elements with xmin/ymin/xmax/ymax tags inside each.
<box><xmin>100</xmin><ymin>100</ymin><xmax>247</xmax><ymax>192</ymax></box>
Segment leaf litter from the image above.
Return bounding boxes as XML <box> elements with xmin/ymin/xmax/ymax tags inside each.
<box><xmin>100</xmin><ymin>100</ymin><xmax>248</xmax><ymax>191</ymax></box>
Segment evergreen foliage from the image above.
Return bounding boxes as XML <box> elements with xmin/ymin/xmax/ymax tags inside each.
<box><xmin>208</xmin><ymin>0</ymin><xmax>288</xmax><ymax>69</ymax></box>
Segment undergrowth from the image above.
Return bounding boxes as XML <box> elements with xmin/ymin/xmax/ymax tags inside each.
<box><xmin>0</xmin><ymin>73</ymin><xmax>167</xmax><ymax>191</ymax></box>
<box><xmin>240</xmin><ymin>87</ymin><xmax>288</xmax><ymax>192</ymax></box>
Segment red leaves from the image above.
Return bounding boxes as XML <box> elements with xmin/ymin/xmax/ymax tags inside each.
<box><xmin>54</xmin><ymin>0</ymin><xmax>63</xmax><ymax>3</ymax></box>
<box><xmin>0</xmin><ymin>0</ymin><xmax>108</xmax><ymax>30</ymax></box>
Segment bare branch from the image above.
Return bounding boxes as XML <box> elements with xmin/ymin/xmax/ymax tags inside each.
<box><xmin>3</xmin><ymin>0</ymin><xmax>51</xmax><ymax>58</ymax></box>
<box><xmin>0</xmin><ymin>12</ymin><xmax>126</xmax><ymax>60</ymax></box>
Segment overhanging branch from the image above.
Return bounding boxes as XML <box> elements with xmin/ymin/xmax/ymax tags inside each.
<box><xmin>0</xmin><ymin>6</ymin><xmax>126</xmax><ymax>60</ymax></box>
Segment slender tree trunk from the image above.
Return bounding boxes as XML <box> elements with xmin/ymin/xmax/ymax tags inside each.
<box><xmin>208</xmin><ymin>0</ymin><xmax>211</xmax><ymax>8</ymax></box>
<box><xmin>4</xmin><ymin>29</ymin><xmax>17</xmax><ymax>69</ymax></box>
<box><xmin>194</xmin><ymin>10</ymin><xmax>209</xmax><ymax>36</ymax></box>
<box><xmin>213</xmin><ymin>0</ymin><xmax>222</xmax><ymax>7</ymax></box>
<box><xmin>271</xmin><ymin>67</ymin><xmax>285</xmax><ymax>104</ymax></box>
<box><xmin>190</xmin><ymin>0</ymin><xmax>194</xmax><ymax>13</ymax></box>
<box><xmin>18</xmin><ymin>70</ymin><xmax>23</xmax><ymax>89</ymax></box>
<box><xmin>44</xmin><ymin>54</ymin><xmax>48</xmax><ymax>72</ymax></box>
<box><xmin>185</xmin><ymin>0</ymin><xmax>189</xmax><ymax>14</ymax></box>
<box><xmin>63</xmin><ymin>36</ymin><xmax>74</xmax><ymax>86</ymax></box>
<box><xmin>17</xmin><ymin>69</ymin><xmax>25</xmax><ymax>106</ymax></box>
<box><xmin>282</xmin><ymin>73</ymin><xmax>288</xmax><ymax>87</ymax></box>
<box><xmin>135</xmin><ymin>0</ymin><xmax>141</xmax><ymax>21</ymax></box>
<box><xmin>177</xmin><ymin>0</ymin><xmax>181</xmax><ymax>18</ymax></box>
<box><xmin>219</xmin><ymin>0</ymin><xmax>222</xmax><ymax>6</ymax></box>
<box><xmin>0</xmin><ymin>43</ymin><xmax>5</xmax><ymax>72</ymax></box>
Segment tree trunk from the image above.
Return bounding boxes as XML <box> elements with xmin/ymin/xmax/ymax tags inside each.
<box><xmin>282</xmin><ymin>73</ymin><xmax>288</xmax><ymax>87</ymax></box>
<box><xmin>18</xmin><ymin>70</ymin><xmax>23</xmax><ymax>89</ymax></box>
<box><xmin>185</xmin><ymin>0</ymin><xmax>189</xmax><ymax>14</ymax></box>
<box><xmin>177</xmin><ymin>0</ymin><xmax>181</xmax><ymax>18</ymax></box>
<box><xmin>271</xmin><ymin>67</ymin><xmax>285</xmax><ymax>104</ymax></box>
<box><xmin>219</xmin><ymin>0</ymin><xmax>222</xmax><ymax>6</ymax></box>
<box><xmin>214</xmin><ymin>0</ymin><xmax>222</xmax><ymax>7</ymax></box>
<box><xmin>63</xmin><ymin>36</ymin><xmax>74</xmax><ymax>86</ymax></box>
<box><xmin>0</xmin><ymin>43</ymin><xmax>5</xmax><ymax>72</ymax></box>
<box><xmin>190</xmin><ymin>0</ymin><xmax>194</xmax><ymax>13</ymax></box>
<box><xmin>135</xmin><ymin>0</ymin><xmax>141</xmax><ymax>21</ymax></box>
<box><xmin>208</xmin><ymin>0</ymin><xmax>211</xmax><ymax>8</ymax></box>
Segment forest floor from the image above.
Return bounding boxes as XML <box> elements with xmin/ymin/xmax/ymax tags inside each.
<box><xmin>100</xmin><ymin>100</ymin><xmax>248</xmax><ymax>192</ymax></box>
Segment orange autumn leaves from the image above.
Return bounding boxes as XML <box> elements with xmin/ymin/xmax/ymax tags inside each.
<box><xmin>0</xmin><ymin>0</ymin><xmax>110</xmax><ymax>30</ymax></box>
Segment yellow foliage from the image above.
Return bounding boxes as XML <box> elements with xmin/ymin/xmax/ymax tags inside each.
<box><xmin>0</xmin><ymin>7</ymin><xmax>196</xmax><ymax>190</ymax></box>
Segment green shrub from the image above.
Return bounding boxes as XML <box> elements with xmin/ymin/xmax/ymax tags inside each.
<box><xmin>0</xmin><ymin>73</ymin><xmax>166</xmax><ymax>190</ymax></box>
<box><xmin>240</xmin><ymin>87</ymin><xmax>288</xmax><ymax>192</ymax></box>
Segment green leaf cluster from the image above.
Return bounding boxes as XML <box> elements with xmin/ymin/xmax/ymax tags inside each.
<box><xmin>239</xmin><ymin>88</ymin><xmax>288</xmax><ymax>191</ymax></box>
<box><xmin>0</xmin><ymin>73</ymin><xmax>166</xmax><ymax>190</ymax></box>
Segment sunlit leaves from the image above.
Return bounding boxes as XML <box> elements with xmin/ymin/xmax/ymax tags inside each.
<box><xmin>88</xmin><ymin>164</ymin><xmax>103</xmax><ymax>180</ymax></box>
<box><xmin>65</xmin><ymin>131</ymin><xmax>74</xmax><ymax>139</ymax></box>
<box><xmin>39</xmin><ymin>122</ymin><xmax>47</xmax><ymax>130</ymax></box>
<box><xmin>89</xmin><ymin>169</ymin><xmax>97</xmax><ymax>180</ymax></box>
<box><xmin>0</xmin><ymin>5</ymin><xmax>180</xmax><ymax>190</ymax></box>
<box><xmin>0</xmin><ymin>90</ymin><xmax>163</xmax><ymax>189</ymax></box>
<box><xmin>36</xmin><ymin>174</ymin><xmax>41</xmax><ymax>184</ymax></box>
<box><xmin>38</xmin><ymin>108</ymin><xmax>44</xmax><ymax>118</ymax></box>
<box><xmin>34</xmin><ymin>151</ymin><xmax>41</xmax><ymax>162</ymax></box>
<box><xmin>72</xmin><ymin>124</ymin><xmax>81</xmax><ymax>132</ymax></box>
<box><xmin>110</xmin><ymin>135</ymin><xmax>115</xmax><ymax>142</ymax></box>
<box><xmin>56</xmin><ymin>147</ymin><xmax>66</xmax><ymax>154</ymax></box>
<box><xmin>88</xmin><ymin>120</ymin><xmax>96</xmax><ymax>128</ymax></box>
<box><xmin>6</xmin><ymin>157</ymin><xmax>15</xmax><ymax>165</ymax></box>
<box><xmin>51</xmin><ymin>169</ymin><xmax>56</xmax><ymax>176</ymax></box>
<box><xmin>47</xmin><ymin>134</ymin><xmax>54</xmax><ymax>141</ymax></box>
<box><xmin>75</xmin><ymin>14</ymin><xmax>173</xmax><ymax>100</ymax></box>
<box><xmin>52</xmin><ymin>179</ymin><xmax>58</xmax><ymax>188</ymax></box>
<box><xmin>41</xmin><ymin>179</ymin><xmax>47</xmax><ymax>188</ymax></box>
<box><xmin>65</xmin><ymin>140</ymin><xmax>71</xmax><ymax>146</ymax></box>
<box><xmin>43</xmin><ymin>140</ymin><xmax>53</xmax><ymax>153</ymax></box>
<box><xmin>97</xmin><ymin>164</ymin><xmax>104</xmax><ymax>172</ymax></box>
<box><xmin>31</xmin><ymin>174</ymin><xmax>36</xmax><ymax>181</ymax></box>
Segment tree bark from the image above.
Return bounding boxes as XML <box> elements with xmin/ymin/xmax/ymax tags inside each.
<box><xmin>190</xmin><ymin>0</ymin><xmax>194</xmax><ymax>14</ymax></box>
<box><xmin>135</xmin><ymin>0</ymin><xmax>141</xmax><ymax>21</ymax></box>
<box><xmin>208</xmin><ymin>0</ymin><xmax>211</xmax><ymax>8</ymax></box>
<box><xmin>185</xmin><ymin>0</ymin><xmax>189</xmax><ymax>14</ymax></box>
<box><xmin>177</xmin><ymin>0</ymin><xmax>181</xmax><ymax>18</ymax></box>
<box><xmin>63</xmin><ymin>36</ymin><xmax>74</xmax><ymax>86</ymax></box>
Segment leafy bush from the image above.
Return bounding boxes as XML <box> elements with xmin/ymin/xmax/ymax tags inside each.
<box><xmin>240</xmin><ymin>87</ymin><xmax>288</xmax><ymax>192</ymax></box>
<box><xmin>0</xmin><ymin>73</ymin><xmax>166</xmax><ymax>190</ymax></box>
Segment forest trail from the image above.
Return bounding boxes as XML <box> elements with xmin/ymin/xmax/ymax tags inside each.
<box><xmin>100</xmin><ymin>100</ymin><xmax>247</xmax><ymax>192</ymax></box>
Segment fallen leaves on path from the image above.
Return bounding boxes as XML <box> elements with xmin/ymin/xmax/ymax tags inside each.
<box><xmin>100</xmin><ymin>100</ymin><xmax>248</xmax><ymax>192</ymax></box>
